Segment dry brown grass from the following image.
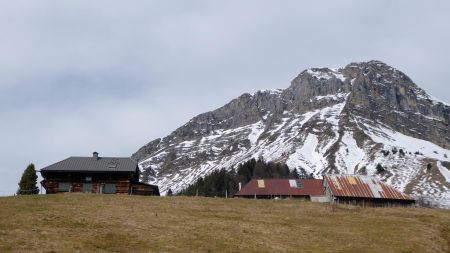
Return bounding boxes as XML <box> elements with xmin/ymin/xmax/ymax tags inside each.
<box><xmin>0</xmin><ymin>194</ymin><xmax>449</xmax><ymax>253</ymax></box>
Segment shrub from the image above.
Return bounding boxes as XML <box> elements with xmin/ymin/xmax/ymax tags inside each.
<box><xmin>376</xmin><ymin>164</ymin><xmax>385</xmax><ymax>174</ymax></box>
<box><xmin>392</xmin><ymin>147</ymin><xmax>398</xmax><ymax>155</ymax></box>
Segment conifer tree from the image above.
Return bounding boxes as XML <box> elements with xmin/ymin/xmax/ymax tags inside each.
<box><xmin>17</xmin><ymin>163</ymin><xmax>39</xmax><ymax>195</ymax></box>
<box><xmin>376</xmin><ymin>164</ymin><xmax>385</xmax><ymax>174</ymax></box>
<box><xmin>290</xmin><ymin>168</ymin><xmax>300</xmax><ymax>179</ymax></box>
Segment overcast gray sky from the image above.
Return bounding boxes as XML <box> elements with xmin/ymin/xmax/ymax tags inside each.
<box><xmin>1</xmin><ymin>1</ymin><xmax>449</xmax><ymax>195</ymax></box>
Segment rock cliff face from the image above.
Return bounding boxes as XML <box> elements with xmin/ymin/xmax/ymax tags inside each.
<box><xmin>133</xmin><ymin>60</ymin><xmax>450</xmax><ymax>206</ymax></box>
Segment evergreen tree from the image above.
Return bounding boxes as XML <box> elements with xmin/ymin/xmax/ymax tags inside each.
<box><xmin>376</xmin><ymin>164</ymin><xmax>385</xmax><ymax>174</ymax></box>
<box><xmin>290</xmin><ymin>168</ymin><xmax>300</xmax><ymax>179</ymax></box>
<box><xmin>281</xmin><ymin>164</ymin><xmax>290</xmax><ymax>178</ymax></box>
<box><xmin>427</xmin><ymin>163</ymin><xmax>432</xmax><ymax>172</ymax></box>
<box><xmin>17</xmin><ymin>163</ymin><xmax>39</xmax><ymax>195</ymax></box>
<box><xmin>167</xmin><ymin>189</ymin><xmax>173</xmax><ymax>196</ymax></box>
<box><xmin>253</xmin><ymin>159</ymin><xmax>268</xmax><ymax>178</ymax></box>
<box><xmin>298</xmin><ymin>167</ymin><xmax>311</xmax><ymax>179</ymax></box>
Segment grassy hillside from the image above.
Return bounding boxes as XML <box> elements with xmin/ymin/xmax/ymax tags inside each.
<box><xmin>0</xmin><ymin>194</ymin><xmax>449</xmax><ymax>253</ymax></box>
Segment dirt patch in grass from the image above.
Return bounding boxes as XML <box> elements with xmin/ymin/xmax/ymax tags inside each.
<box><xmin>0</xmin><ymin>194</ymin><xmax>449</xmax><ymax>252</ymax></box>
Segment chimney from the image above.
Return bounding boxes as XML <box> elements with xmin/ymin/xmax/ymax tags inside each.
<box><xmin>93</xmin><ymin>152</ymin><xmax>99</xmax><ymax>160</ymax></box>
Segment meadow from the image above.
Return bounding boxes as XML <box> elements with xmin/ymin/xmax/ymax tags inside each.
<box><xmin>0</xmin><ymin>194</ymin><xmax>449</xmax><ymax>253</ymax></box>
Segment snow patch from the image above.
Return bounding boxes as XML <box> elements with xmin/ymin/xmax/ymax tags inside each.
<box><xmin>248</xmin><ymin>121</ymin><xmax>265</xmax><ymax>144</ymax></box>
<box><xmin>307</xmin><ymin>68</ymin><xmax>346</xmax><ymax>82</ymax></box>
<box><xmin>315</xmin><ymin>92</ymin><xmax>347</xmax><ymax>101</ymax></box>
<box><xmin>335</xmin><ymin>132</ymin><xmax>365</xmax><ymax>174</ymax></box>
<box><xmin>286</xmin><ymin>134</ymin><xmax>328</xmax><ymax>173</ymax></box>
<box><xmin>364</xmin><ymin>124</ymin><xmax>450</xmax><ymax>162</ymax></box>
<box><xmin>437</xmin><ymin>162</ymin><xmax>450</xmax><ymax>183</ymax></box>
<box><xmin>251</xmin><ymin>89</ymin><xmax>283</xmax><ymax>96</ymax></box>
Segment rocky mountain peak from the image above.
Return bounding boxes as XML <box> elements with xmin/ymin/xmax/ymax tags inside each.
<box><xmin>133</xmin><ymin>60</ymin><xmax>450</xmax><ymax>207</ymax></box>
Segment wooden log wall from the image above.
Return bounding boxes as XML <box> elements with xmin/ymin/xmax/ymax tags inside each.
<box><xmin>130</xmin><ymin>182</ymin><xmax>160</xmax><ymax>196</ymax></box>
<box><xmin>42</xmin><ymin>172</ymin><xmax>134</xmax><ymax>194</ymax></box>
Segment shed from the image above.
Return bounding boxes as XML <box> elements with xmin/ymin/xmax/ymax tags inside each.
<box><xmin>323</xmin><ymin>174</ymin><xmax>415</xmax><ymax>207</ymax></box>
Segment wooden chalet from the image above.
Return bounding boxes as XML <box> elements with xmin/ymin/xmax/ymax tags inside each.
<box><xmin>323</xmin><ymin>174</ymin><xmax>415</xmax><ymax>207</ymax></box>
<box><xmin>235</xmin><ymin>179</ymin><xmax>326</xmax><ymax>201</ymax></box>
<box><xmin>40</xmin><ymin>152</ymin><xmax>159</xmax><ymax>196</ymax></box>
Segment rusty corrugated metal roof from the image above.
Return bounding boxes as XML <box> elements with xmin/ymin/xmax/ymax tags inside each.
<box><xmin>324</xmin><ymin>174</ymin><xmax>413</xmax><ymax>200</ymax></box>
<box><xmin>235</xmin><ymin>179</ymin><xmax>325</xmax><ymax>197</ymax></box>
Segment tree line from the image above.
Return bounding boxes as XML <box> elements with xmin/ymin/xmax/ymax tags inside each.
<box><xmin>177</xmin><ymin>158</ymin><xmax>313</xmax><ymax>197</ymax></box>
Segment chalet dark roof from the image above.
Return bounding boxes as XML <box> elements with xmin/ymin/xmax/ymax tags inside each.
<box><xmin>235</xmin><ymin>179</ymin><xmax>325</xmax><ymax>197</ymax></box>
<box><xmin>41</xmin><ymin>156</ymin><xmax>137</xmax><ymax>172</ymax></box>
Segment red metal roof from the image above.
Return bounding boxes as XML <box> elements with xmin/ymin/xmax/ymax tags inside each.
<box><xmin>324</xmin><ymin>175</ymin><xmax>413</xmax><ymax>200</ymax></box>
<box><xmin>235</xmin><ymin>179</ymin><xmax>325</xmax><ymax>197</ymax></box>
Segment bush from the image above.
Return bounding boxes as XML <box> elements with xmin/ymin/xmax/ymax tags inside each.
<box><xmin>427</xmin><ymin>163</ymin><xmax>432</xmax><ymax>172</ymax></box>
<box><xmin>376</xmin><ymin>164</ymin><xmax>385</xmax><ymax>174</ymax></box>
<box><xmin>290</xmin><ymin>168</ymin><xmax>300</xmax><ymax>179</ymax></box>
<box><xmin>392</xmin><ymin>147</ymin><xmax>398</xmax><ymax>155</ymax></box>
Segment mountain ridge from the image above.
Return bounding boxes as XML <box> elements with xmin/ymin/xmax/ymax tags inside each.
<box><xmin>133</xmin><ymin>60</ymin><xmax>450</xmax><ymax>207</ymax></box>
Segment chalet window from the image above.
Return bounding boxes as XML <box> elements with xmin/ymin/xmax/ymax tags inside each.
<box><xmin>83</xmin><ymin>183</ymin><xmax>92</xmax><ymax>193</ymax></box>
<box><xmin>103</xmin><ymin>184</ymin><xmax>116</xmax><ymax>194</ymax></box>
<box><xmin>58</xmin><ymin>182</ymin><xmax>70</xmax><ymax>192</ymax></box>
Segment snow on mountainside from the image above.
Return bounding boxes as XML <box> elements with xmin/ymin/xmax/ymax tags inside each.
<box><xmin>133</xmin><ymin>60</ymin><xmax>450</xmax><ymax>207</ymax></box>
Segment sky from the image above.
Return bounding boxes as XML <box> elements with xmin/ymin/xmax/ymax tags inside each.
<box><xmin>1</xmin><ymin>1</ymin><xmax>450</xmax><ymax>195</ymax></box>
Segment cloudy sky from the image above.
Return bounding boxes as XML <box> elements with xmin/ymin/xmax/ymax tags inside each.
<box><xmin>1</xmin><ymin>1</ymin><xmax>449</xmax><ymax>195</ymax></box>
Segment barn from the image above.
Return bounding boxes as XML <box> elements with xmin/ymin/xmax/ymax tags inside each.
<box><xmin>323</xmin><ymin>174</ymin><xmax>415</xmax><ymax>207</ymax></box>
<box><xmin>40</xmin><ymin>152</ymin><xmax>159</xmax><ymax>196</ymax></box>
<box><xmin>234</xmin><ymin>178</ymin><xmax>326</xmax><ymax>201</ymax></box>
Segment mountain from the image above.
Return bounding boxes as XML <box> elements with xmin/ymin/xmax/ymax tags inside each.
<box><xmin>132</xmin><ymin>60</ymin><xmax>450</xmax><ymax>207</ymax></box>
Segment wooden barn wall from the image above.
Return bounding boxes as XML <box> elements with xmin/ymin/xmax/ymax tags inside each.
<box><xmin>236</xmin><ymin>195</ymin><xmax>311</xmax><ymax>200</ymax></box>
<box><xmin>42</xmin><ymin>172</ymin><xmax>134</xmax><ymax>194</ymax></box>
<box><xmin>334</xmin><ymin>196</ymin><xmax>415</xmax><ymax>207</ymax></box>
<box><xmin>130</xmin><ymin>183</ymin><xmax>160</xmax><ymax>196</ymax></box>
